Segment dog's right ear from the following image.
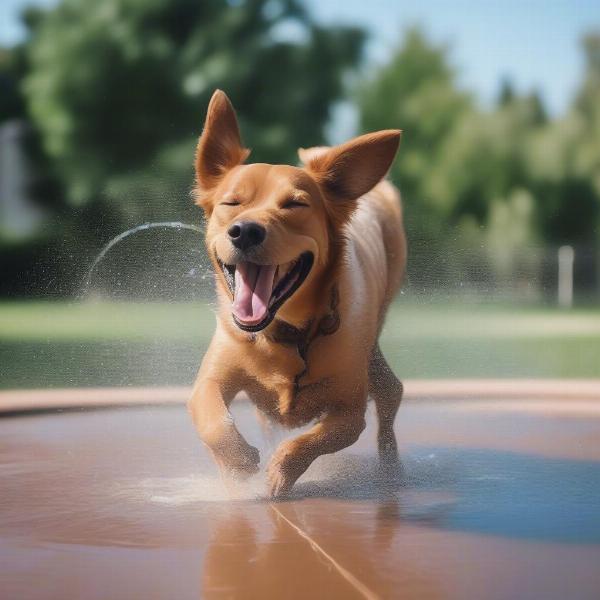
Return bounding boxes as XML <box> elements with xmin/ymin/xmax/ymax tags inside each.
<box><xmin>303</xmin><ymin>130</ymin><xmax>401</xmax><ymax>225</ymax></box>
<box><xmin>194</xmin><ymin>90</ymin><xmax>250</xmax><ymax>203</ymax></box>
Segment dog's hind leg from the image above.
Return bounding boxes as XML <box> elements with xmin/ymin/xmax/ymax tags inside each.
<box><xmin>369</xmin><ymin>344</ymin><xmax>403</xmax><ymax>467</ymax></box>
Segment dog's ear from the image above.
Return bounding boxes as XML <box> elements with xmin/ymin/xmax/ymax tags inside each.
<box><xmin>298</xmin><ymin>146</ymin><xmax>331</xmax><ymax>165</ymax></box>
<box><xmin>194</xmin><ymin>90</ymin><xmax>250</xmax><ymax>198</ymax></box>
<box><xmin>303</xmin><ymin>130</ymin><xmax>401</xmax><ymax>220</ymax></box>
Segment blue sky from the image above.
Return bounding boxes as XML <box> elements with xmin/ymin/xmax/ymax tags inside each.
<box><xmin>2</xmin><ymin>0</ymin><xmax>600</xmax><ymax>119</ymax></box>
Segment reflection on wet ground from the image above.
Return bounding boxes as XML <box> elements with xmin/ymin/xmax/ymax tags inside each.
<box><xmin>1</xmin><ymin>399</ymin><xmax>600</xmax><ymax>599</ymax></box>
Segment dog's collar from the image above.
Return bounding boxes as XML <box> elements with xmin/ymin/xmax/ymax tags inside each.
<box><xmin>268</xmin><ymin>319</ymin><xmax>313</xmax><ymax>352</ymax></box>
<box><xmin>264</xmin><ymin>284</ymin><xmax>340</xmax><ymax>416</ymax></box>
<box><xmin>316</xmin><ymin>284</ymin><xmax>340</xmax><ymax>337</ymax></box>
<box><xmin>268</xmin><ymin>284</ymin><xmax>340</xmax><ymax>352</ymax></box>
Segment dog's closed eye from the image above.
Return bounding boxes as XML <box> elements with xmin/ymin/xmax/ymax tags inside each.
<box><xmin>220</xmin><ymin>200</ymin><xmax>240</xmax><ymax>206</ymax></box>
<box><xmin>281</xmin><ymin>199</ymin><xmax>309</xmax><ymax>209</ymax></box>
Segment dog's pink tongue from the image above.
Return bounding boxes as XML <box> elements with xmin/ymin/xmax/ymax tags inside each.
<box><xmin>233</xmin><ymin>263</ymin><xmax>276</xmax><ymax>325</ymax></box>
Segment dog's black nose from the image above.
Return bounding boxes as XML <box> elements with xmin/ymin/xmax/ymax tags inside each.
<box><xmin>228</xmin><ymin>221</ymin><xmax>266</xmax><ymax>250</ymax></box>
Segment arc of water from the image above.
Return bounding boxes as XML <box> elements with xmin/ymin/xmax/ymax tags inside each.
<box><xmin>82</xmin><ymin>221</ymin><xmax>205</xmax><ymax>295</ymax></box>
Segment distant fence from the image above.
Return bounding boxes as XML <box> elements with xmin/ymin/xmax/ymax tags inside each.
<box><xmin>404</xmin><ymin>242</ymin><xmax>600</xmax><ymax>306</ymax></box>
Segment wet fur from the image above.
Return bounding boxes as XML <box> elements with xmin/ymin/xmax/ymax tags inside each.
<box><xmin>188</xmin><ymin>90</ymin><xmax>406</xmax><ymax>497</ymax></box>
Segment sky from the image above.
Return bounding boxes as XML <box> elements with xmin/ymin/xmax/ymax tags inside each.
<box><xmin>2</xmin><ymin>0</ymin><xmax>600</xmax><ymax>120</ymax></box>
<box><xmin>305</xmin><ymin>0</ymin><xmax>600</xmax><ymax>117</ymax></box>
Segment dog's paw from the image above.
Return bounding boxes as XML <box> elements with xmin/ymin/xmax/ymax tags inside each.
<box><xmin>231</xmin><ymin>444</ymin><xmax>261</xmax><ymax>477</ymax></box>
<box><xmin>267</xmin><ymin>444</ymin><xmax>307</xmax><ymax>499</ymax></box>
<box><xmin>214</xmin><ymin>437</ymin><xmax>260</xmax><ymax>478</ymax></box>
<box><xmin>267</xmin><ymin>463</ymin><xmax>293</xmax><ymax>499</ymax></box>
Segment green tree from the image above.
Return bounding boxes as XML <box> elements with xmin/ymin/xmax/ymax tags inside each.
<box><xmin>497</xmin><ymin>77</ymin><xmax>516</xmax><ymax>107</ymax></box>
<box><xmin>358</xmin><ymin>26</ymin><xmax>581</xmax><ymax>253</ymax></box>
<box><xmin>23</xmin><ymin>0</ymin><xmax>365</xmax><ymax>230</ymax></box>
<box><xmin>358</xmin><ymin>27</ymin><xmax>471</xmax><ymax>244</ymax></box>
<box><xmin>357</xmin><ymin>27</ymin><xmax>558</xmax><ymax>284</ymax></box>
<box><xmin>526</xmin><ymin>32</ymin><xmax>600</xmax><ymax>244</ymax></box>
<box><xmin>0</xmin><ymin>48</ymin><xmax>25</xmax><ymax>121</ymax></box>
<box><xmin>430</xmin><ymin>92</ymin><xmax>547</xmax><ymax>224</ymax></box>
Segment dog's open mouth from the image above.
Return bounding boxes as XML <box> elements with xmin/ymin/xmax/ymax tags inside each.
<box><xmin>218</xmin><ymin>252</ymin><xmax>314</xmax><ymax>332</ymax></box>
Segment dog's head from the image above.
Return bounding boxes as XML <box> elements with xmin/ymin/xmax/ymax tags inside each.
<box><xmin>194</xmin><ymin>90</ymin><xmax>400</xmax><ymax>333</ymax></box>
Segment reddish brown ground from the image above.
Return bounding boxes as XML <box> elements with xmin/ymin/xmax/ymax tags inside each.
<box><xmin>1</xmin><ymin>385</ymin><xmax>599</xmax><ymax>599</ymax></box>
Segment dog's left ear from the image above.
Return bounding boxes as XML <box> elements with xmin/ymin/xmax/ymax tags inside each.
<box><xmin>303</xmin><ymin>129</ymin><xmax>401</xmax><ymax>219</ymax></box>
<box><xmin>194</xmin><ymin>90</ymin><xmax>250</xmax><ymax>199</ymax></box>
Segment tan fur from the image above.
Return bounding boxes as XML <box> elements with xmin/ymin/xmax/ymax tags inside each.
<box><xmin>188</xmin><ymin>90</ymin><xmax>406</xmax><ymax>497</ymax></box>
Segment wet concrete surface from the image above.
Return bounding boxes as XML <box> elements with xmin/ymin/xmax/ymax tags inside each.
<box><xmin>1</xmin><ymin>397</ymin><xmax>600</xmax><ymax>599</ymax></box>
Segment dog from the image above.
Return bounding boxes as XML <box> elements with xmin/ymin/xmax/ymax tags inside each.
<box><xmin>188</xmin><ymin>90</ymin><xmax>406</xmax><ymax>498</ymax></box>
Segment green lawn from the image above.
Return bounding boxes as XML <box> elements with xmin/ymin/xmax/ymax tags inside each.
<box><xmin>1</xmin><ymin>300</ymin><xmax>599</xmax><ymax>389</ymax></box>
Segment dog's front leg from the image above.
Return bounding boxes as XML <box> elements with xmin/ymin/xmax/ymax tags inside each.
<box><xmin>188</xmin><ymin>377</ymin><xmax>260</xmax><ymax>477</ymax></box>
<box><xmin>267</xmin><ymin>400</ymin><xmax>367</xmax><ymax>498</ymax></box>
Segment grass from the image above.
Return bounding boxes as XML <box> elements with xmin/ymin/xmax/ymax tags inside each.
<box><xmin>1</xmin><ymin>299</ymin><xmax>599</xmax><ymax>389</ymax></box>
<box><xmin>0</xmin><ymin>300</ymin><xmax>216</xmax><ymax>342</ymax></box>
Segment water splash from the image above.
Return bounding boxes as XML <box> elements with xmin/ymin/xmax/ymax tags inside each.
<box><xmin>81</xmin><ymin>221</ymin><xmax>206</xmax><ymax>297</ymax></box>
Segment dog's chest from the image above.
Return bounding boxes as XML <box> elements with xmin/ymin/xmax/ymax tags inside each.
<box><xmin>248</xmin><ymin>375</ymin><xmax>329</xmax><ymax>428</ymax></box>
<box><xmin>241</xmin><ymin>297</ymin><xmax>345</xmax><ymax>425</ymax></box>
<box><xmin>242</xmin><ymin>338</ymin><xmax>332</xmax><ymax>428</ymax></box>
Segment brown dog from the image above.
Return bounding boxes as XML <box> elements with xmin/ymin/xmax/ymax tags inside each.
<box><xmin>188</xmin><ymin>90</ymin><xmax>406</xmax><ymax>498</ymax></box>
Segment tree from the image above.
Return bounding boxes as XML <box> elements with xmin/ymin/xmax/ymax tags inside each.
<box><xmin>526</xmin><ymin>32</ymin><xmax>600</xmax><ymax>245</ymax></box>
<box><xmin>430</xmin><ymin>93</ymin><xmax>547</xmax><ymax>224</ymax></box>
<box><xmin>23</xmin><ymin>0</ymin><xmax>365</xmax><ymax>230</ymax></box>
<box><xmin>358</xmin><ymin>27</ymin><xmax>471</xmax><ymax>243</ymax></box>
<box><xmin>573</xmin><ymin>32</ymin><xmax>600</xmax><ymax>217</ymax></box>
<box><xmin>357</xmin><ymin>27</ymin><xmax>562</xmax><ymax>286</ymax></box>
<box><xmin>497</xmin><ymin>77</ymin><xmax>516</xmax><ymax>107</ymax></box>
<box><xmin>358</xmin><ymin>26</ymin><xmax>585</xmax><ymax>253</ymax></box>
<box><xmin>0</xmin><ymin>48</ymin><xmax>25</xmax><ymax>122</ymax></box>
